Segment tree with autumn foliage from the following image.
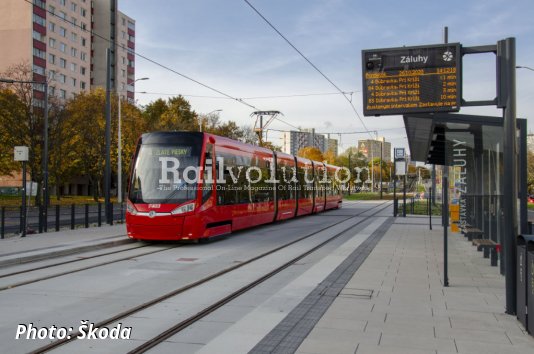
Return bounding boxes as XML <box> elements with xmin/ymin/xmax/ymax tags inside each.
<box><xmin>297</xmin><ymin>146</ymin><xmax>324</xmax><ymax>162</ymax></box>
<box><xmin>0</xmin><ymin>62</ymin><xmax>65</xmax><ymax>204</ymax></box>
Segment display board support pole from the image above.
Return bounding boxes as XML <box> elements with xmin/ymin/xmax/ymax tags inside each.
<box><xmin>499</xmin><ymin>38</ymin><xmax>517</xmax><ymax>315</ymax></box>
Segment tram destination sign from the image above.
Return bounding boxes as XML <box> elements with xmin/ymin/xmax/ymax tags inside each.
<box><xmin>362</xmin><ymin>43</ymin><xmax>461</xmax><ymax>116</ymax></box>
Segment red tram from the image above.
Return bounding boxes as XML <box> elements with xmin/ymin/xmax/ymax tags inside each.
<box><xmin>126</xmin><ymin>132</ymin><xmax>343</xmax><ymax>241</ymax></box>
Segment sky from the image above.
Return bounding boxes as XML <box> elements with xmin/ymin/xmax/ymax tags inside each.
<box><xmin>119</xmin><ymin>0</ymin><xmax>534</xmax><ymax>156</ymax></box>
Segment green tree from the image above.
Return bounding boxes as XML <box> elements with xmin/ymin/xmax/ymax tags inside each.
<box><xmin>142</xmin><ymin>98</ymin><xmax>167</xmax><ymax>131</ymax></box>
<box><xmin>120</xmin><ymin>99</ymin><xmax>146</xmax><ymax>185</ymax></box>
<box><xmin>65</xmin><ymin>88</ymin><xmax>118</xmax><ymax>200</ymax></box>
<box><xmin>158</xmin><ymin>96</ymin><xmax>198</xmax><ymax>131</ymax></box>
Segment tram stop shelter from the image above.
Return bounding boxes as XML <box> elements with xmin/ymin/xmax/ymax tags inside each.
<box><xmin>404</xmin><ymin>112</ymin><xmax>529</xmax><ymax>277</ymax></box>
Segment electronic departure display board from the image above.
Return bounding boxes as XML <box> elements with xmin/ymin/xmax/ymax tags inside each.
<box><xmin>362</xmin><ymin>43</ymin><xmax>461</xmax><ymax>116</ymax></box>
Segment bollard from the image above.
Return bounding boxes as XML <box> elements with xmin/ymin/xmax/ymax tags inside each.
<box><xmin>71</xmin><ymin>204</ymin><xmax>75</xmax><ymax>230</ymax></box>
<box><xmin>84</xmin><ymin>204</ymin><xmax>89</xmax><ymax>228</ymax></box>
<box><xmin>1</xmin><ymin>207</ymin><xmax>4</xmax><ymax>239</ymax></box>
<box><xmin>98</xmin><ymin>202</ymin><xmax>102</xmax><ymax>227</ymax></box>
<box><xmin>55</xmin><ymin>205</ymin><xmax>60</xmax><ymax>231</ymax></box>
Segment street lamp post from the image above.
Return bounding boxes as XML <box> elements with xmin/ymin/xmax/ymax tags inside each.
<box><xmin>0</xmin><ymin>78</ymin><xmax>49</xmax><ymax>230</ymax></box>
<box><xmin>117</xmin><ymin>77</ymin><xmax>149</xmax><ymax>204</ymax></box>
<box><xmin>516</xmin><ymin>65</ymin><xmax>534</xmax><ymax>72</ymax></box>
<box><xmin>200</xmin><ymin>109</ymin><xmax>222</xmax><ymax>132</ymax></box>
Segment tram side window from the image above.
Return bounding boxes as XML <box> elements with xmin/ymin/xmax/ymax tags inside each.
<box><xmin>326</xmin><ymin>169</ymin><xmax>334</xmax><ymax>196</ymax></box>
<box><xmin>315</xmin><ymin>166</ymin><xmax>326</xmax><ymax>198</ymax></box>
<box><xmin>216</xmin><ymin>151</ymin><xmax>252</xmax><ymax>205</ymax></box>
<box><xmin>277</xmin><ymin>160</ymin><xmax>296</xmax><ymax>200</ymax></box>
<box><xmin>216</xmin><ymin>153</ymin><xmax>237</xmax><ymax>205</ymax></box>
<box><xmin>297</xmin><ymin>165</ymin><xmax>313</xmax><ymax>199</ymax></box>
<box><xmin>249</xmin><ymin>156</ymin><xmax>273</xmax><ymax>203</ymax></box>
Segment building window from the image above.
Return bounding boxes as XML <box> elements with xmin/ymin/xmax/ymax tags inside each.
<box><xmin>80</xmin><ymin>8</ymin><xmax>86</xmax><ymax>17</ymax></box>
<box><xmin>33</xmin><ymin>0</ymin><xmax>45</xmax><ymax>9</ymax></box>
<box><xmin>49</xmin><ymin>86</ymin><xmax>55</xmax><ymax>95</ymax></box>
<box><xmin>49</xmin><ymin>22</ymin><xmax>55</xmax><ymax>32</ymax></box>
<box><xmin>60</xmin><ymin>42</ymin><xmax>67</xmax><ymax>53</ymax></box>
<box><xmin>33</xmin><ymin>14</ymin><xmax>46</xmax><ymax>26</ymax></box>
<box><xmin>49</xmin><ymin>53</ymin><xmax>56</xmax><ymax>64</ymax></box>
<box><xmin>122</xmin><ymin>18</ymin><xmax>126</xmax><ymax>26</ymax></box>
<box><xmin>60</xmin><ymin>26</ymin><xmax>67</xmax><ymax>37</ymax></box>
<box><xmin>71</xmin><ymin>2</ymin><xmax>77</xmax><ymax>11</ymax></box>
<box><xmin>127</xmin><ymin>21</ymin><xmax>135</xmax><ymax>30</ymax></box>
<box><xmin>70</xmin><ymin>63</ymin><xmax>77</xmax><ymax>72</ymax></box>
<box><xmin>80</xmin><ymin>81</ymin><xmax>86</xmax><ymax>90</ymax></box>
<box><xmin>71</xmin><ymin>32</ymin><xmax>77</xmax><ymax>42</ymax></box>
<box><xmin>80</xmin><ymin>66</ymin><xmax>86</xmax><ymax>75</ymax></box>
<box><xmin>81</xmin><ymin>37</ymin><xmax>86</xmax><ymax>47</ymax></box>
<box><xmin>49</xmin><ymin>37</ymin><xmax>56</xmax><ymax>48</ymax></box>
<box><xmin>60</xmin><ymin>89</ymin><xmax>66</xmax><ymax>99</ymax></box>
<box><xmin>59</xmin><ymin>0</ymin><xmax>66</xmax><ymax>6</ymax></box>
<box><xmin>48</xmin><ymin>5</ymin><xmax>55</xmax><ymax>14</ymax></box>
<box><xmin>71</xmin><ymin>17</ymin><xmax>77</xmax><ymax>27</ymax></box>
<box><xmin>60</xmin><ymin>58</ymin><xmax>67</xmax><ymax>68</ymax></box>
<box><xmin>34</xmin><ymin>99</ymin><xmax>45</xmax><ymax>108</ymax></box>
<box><xmin>128</xmin><ymin>34</ymin><xmax>135</xmax><ymax>42</ymax></box>
<box><xmin>33</xmin><ymin>48</ymin><xmax>46</xmax><ymax>59</ymax></box>
<box><xmin>33</xmin><ymin>30</ymin><xmax>45</xmax><ymax>42</ymax></box>
<box><xmin>59</xmin><ymin>11</ymin><xmax>67</xmax><ymax>20</ymax></box>
<box><xmin>59</xmin><ymin>74</ymin><xmax>66</xmax><ymax>83</ymax></box>
<box><xmin>49</xmin><ymin>70</ymin><xmax>56</xmax><ymax>80</ymax></box>
<box><xmin>80</xmin><ymin>52</ymin><xmax>87</xmax><ymax>61</ymax></box>
<box><xmin>122</xmin><ymin>57</ymin><xmax>126</xmax><ymax>65</ymax></box>
<box><xmin>121</xmin><ymin>69</ymin><xmax>125</xmax><ymax>78</ymax></box>
<box><xmin>70</xmin><ymin>47</ymin><xmax>77</xmax><ymax>57</ymax></box>
<box><xmin>33</xmin><ymin>64</ymin><xmax>45</xmax><ymax>75</ymax></box>
<box><xmin>81</xmin><ymin>22</ymin><xmax>87</xmax><ymax>31</ymax></box>
<box><xmin>71</xmin><ymin>78</ymin><xmax>77</xmax><ymax>87</ymax></box>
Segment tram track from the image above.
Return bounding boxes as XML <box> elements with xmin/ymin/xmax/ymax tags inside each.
<box><xmin>0</xmin><ymin>243</ymin><xmax>183</xmax><ymax>291</ymax></box>
<box><xmin>30</xmin><ymin>201</ymin><xmax>391</xmax><ymax>353</ymax></box>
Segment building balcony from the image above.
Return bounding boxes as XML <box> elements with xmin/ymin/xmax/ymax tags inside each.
<box><xmin>33</xmin><ymin>22</ymin><xmax>46</xmax><ymax>35</ymax></box>
<box><xmin>33</xmin><ymin>39</ymin><xmax>46</xmax><ymax>51</ymax></box>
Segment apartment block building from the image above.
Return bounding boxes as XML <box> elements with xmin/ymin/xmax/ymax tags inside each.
<box><xmin>0</xmin><ymin>0</ymin><xmax>136</xmax><ymax>103</ymax></box>
<box><xmin>357</xmin><ymin>137</ymin><xmax>392</xmax><ymax>162</ymax></box>
<box><xmin>282</xmin><ymin>129</ymin><xmax>338</xmax><ymax>156</ymax></box>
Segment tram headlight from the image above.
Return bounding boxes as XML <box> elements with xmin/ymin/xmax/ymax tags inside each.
<box><xmin>171</xmin><ymin>202</ymin><xmax>195</xmax><ymax>215</ymax></box>
<box><xmin>126</xmin><ymin>202</ymin><xmax>137</xmax><ymax>215</ymax></box>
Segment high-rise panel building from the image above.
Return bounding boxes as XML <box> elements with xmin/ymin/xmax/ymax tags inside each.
<box><xmin>0</xmin><ymin>0</ymin><xmax>135</xmax><ymax>102</ymax></box>
<box><xmin>357</xmin><ymin>137</ymin><xmax>392</xmax><ymax>162</ymax></box>
<box><xmin>326</xmin><ymin>138</ymin><xmax>338</xmax><ymax>156</ymax></box>
<box><xmin>92</xmin><ymin>0</ymin><xmax>136</xmax><ymax>101</ymax></box>
<box><xmin>282</xmin><ymin>130</ymin><xmax>328</xmax><ymax>156</ymax></box>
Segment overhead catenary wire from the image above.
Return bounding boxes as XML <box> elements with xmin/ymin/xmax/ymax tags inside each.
<box><xmin>243</xmin><ymin>0</ymin><xmax>374</xmax><ymax>139</ymax></box>
<box><xmin>23</xmin><ymin>0</ymin><xmax>260</xmax><ymax>111</ymax></box>
<box><xmin>265</xmin><ymin>127</ymin><xmax>406</xmax><ymax>135</ymax></box>
<box><xmin>136</xmin><ymin>91</ymin><xmax>357</xmax><ymax>100</ymax></box>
